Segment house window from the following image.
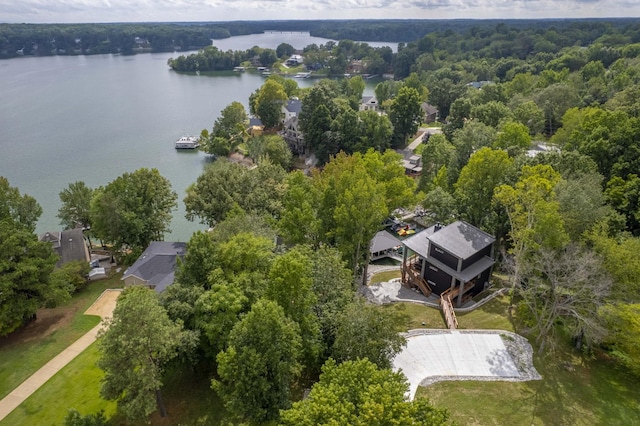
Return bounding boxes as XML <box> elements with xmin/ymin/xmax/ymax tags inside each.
<box><xmin>429</xmin><ymin>265</ymin><xmax>439</xmax><ymax>272</ymax></box>
<box><xmin>427</xmin><ymin>280</ymin><xmax>436</xmax><ymax>286</ymax></box>
<box><xmin>434</xmin><ymin>247</ymin><xmax>444</xmax><ymax>254</ymax></box>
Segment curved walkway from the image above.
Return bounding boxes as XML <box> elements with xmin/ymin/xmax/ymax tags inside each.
<box><xmin>0</xmin><ymin>289</ymin><xmax>121</xmax><ymax>422</ymax></box>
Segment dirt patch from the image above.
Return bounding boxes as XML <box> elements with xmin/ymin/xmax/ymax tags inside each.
<box><xmin>84</xmin><ymin>289</ymin><xmax>121</xmax><ymax>320</ymax></box>
<box><xmin>0</xmin><ymin>306</ymin><xmax>75</xmax><ymax>349</ymax></box>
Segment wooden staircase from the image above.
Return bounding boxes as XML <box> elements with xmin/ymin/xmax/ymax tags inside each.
<box><xmin>402</xmin><ymin>257</ymin><xmax>432</xmax><ymax>297</ymax></box>
<box><xmin>440</xmin><ymin>289</ymin><xmax>458</xmax><ymax>330</ymax></box>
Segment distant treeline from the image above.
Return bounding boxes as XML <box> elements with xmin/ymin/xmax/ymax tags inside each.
<box><xmin>2</xmin><ymin>19</ymin><xmax>640</xmax><ymax>59</ymax></box>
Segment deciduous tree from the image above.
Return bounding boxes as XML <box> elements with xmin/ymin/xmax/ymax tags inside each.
<box><xmin>0</xmin><ymin>219</ymin><xmax>62</xmax><ymax>336</ymax></box>
<box><xmin>90</xmin><ymin>168</ymin><xmax>177</xmax><ymax>251</ymax></box>
<box><xmin>280</xmin><ymin>358</ymin><xmax>449</xmax><ymax>426</ymax></box>
<box><xmin>57</xmin><ymin>181</ymin><xmax>93</xmax><ymax>230</ymax></box>
<box><xmin>98</xmin><ymin>286</ymin><xmax>186</xmax><ymax>420</ymax></box>
<box><xmin>213</xmin><ymin>299</ymin><xmax>301</xmax><ymax>422</ymax></box>
<box><xmin>389</xmin><ymin>86</ymin><xmax>423</xmax><ymax>147</ymax></box>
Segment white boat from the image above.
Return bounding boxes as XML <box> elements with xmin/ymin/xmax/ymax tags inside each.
<box><xmin>175</xmin><ymin>136</ymin><xmax>200</xmax><ymax>149</ymax></box>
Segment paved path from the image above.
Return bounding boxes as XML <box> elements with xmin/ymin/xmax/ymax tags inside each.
<box><xmin>0</xmin><ymin>289</ymin><xmax>121</xmax><ymax>422</ymax></box>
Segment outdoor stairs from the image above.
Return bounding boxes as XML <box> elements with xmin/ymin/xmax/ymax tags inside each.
<box><xmin>402</xmin><ymin>259</ymin><xmax>432</xmax><ymax>297</ymax></box>
<box><xmin>440</xmin><ymin>289</ymin><xmax>458</xmax><ymax>330</ymax></box>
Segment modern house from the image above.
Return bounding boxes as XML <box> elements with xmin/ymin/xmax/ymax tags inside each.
<box><xmin>122</xmin><ymin>242</ymin><xmax>186</xmax><ymax>293</ymax></box>
<box><xmin>401</xmin><ymin>221</ymin><xmax>495</xmax><ymax>307</ymax></box>
<box><xmin>39</xmin><ymin>228</ymin><xmax>90</xmax><ymax>268</ymax></box>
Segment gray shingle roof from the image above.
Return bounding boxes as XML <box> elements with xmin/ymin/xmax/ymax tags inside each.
<box><xmin>428</xmin><ymin>221</ymin><xmax>495</xmax><ymax>260</ymax></box>
<box><xmin>370</xmin><ymin>230</ymin><xmax>401</xmax><ymax>254</ymax></box>
<box><xmin>285</xmin><ymin>99</ymin><xmax>302</xmax><ymax>114</ymax></box>
<box><xmin>122</xmin><ymin>242</ymin><xmax>186</xmax><ymax>293</ymax></box>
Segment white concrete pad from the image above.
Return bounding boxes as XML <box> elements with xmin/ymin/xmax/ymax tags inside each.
<box><xmin>393</xmin><ymin>332</ymin><xmax>520</xmax><ymax>399</ymax></box>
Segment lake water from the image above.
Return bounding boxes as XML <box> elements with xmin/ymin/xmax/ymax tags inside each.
<box><xmin>0</xmin><ymin>32</ymin><xmax>389</xmax><ymax>241</ymax></box>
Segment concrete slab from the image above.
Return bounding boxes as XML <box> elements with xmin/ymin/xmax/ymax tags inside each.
<box><xmin>393</xmin><ymin>332</ymin><xmax>520</xmax><ymax>400</ymax></box>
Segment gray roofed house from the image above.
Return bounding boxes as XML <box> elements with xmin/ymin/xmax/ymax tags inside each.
<box><xmin>39</xmin><ymin>228</ymin><xmax>90</xmax><ymax>268</ymax></box>
<box><xmin>122</xmin><ymin>241</ymin><xmax>186</xmax><ymax>293</ymax></box>
<box><xmin>359</xmin><ymin>95</ymin><xmax>379</xmax><ymax>112</ymax></box>
<box><xmin>370</xmin><ymin>230</ymin><xmax>401</xmax><ymax>260</ymax></box>
<box><xmin>401</xmin><ymin>221</ymin><xmax>495</xmax><ymax>307</ymax></box>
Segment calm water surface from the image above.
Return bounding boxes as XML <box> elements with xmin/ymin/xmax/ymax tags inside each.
<box><xmin>0</xmin><ymin>32</ymin><xmax>385</xmax><ymax>241</ymax></box>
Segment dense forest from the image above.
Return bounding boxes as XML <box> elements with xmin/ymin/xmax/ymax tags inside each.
<box><xmin>2</xmin><ymin>18</ymin><xmax>640</xmax><ymax>59</ymax></box>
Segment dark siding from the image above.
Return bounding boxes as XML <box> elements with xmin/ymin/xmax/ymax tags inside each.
<box><xmin>472</xmin><ymin>267</ymin><xmax>493</xmax><ymax>295</ymax></box>
<box><xmin>429</xmin><ymin>243</ymin><xmax>459</xmax><ymax>270</ymax></box>
<box><xmin>461</xmin><ymin>244</ymin><xmax>493</xmax><ymax>270</ymax></box>
<box><xmin>424</xmin><ymin>261</ymin><xmax>453</xmax><ymax>295</ymax></box>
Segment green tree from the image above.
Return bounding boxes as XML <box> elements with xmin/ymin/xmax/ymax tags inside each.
<box><xmin>98</xmin><ymin>286</ymin><xmax>186</xmax><ymax>420</ymax></box>
<box><xmin>57</xmin><ymin>181</ymin><xmax>93</xmax><ymax>230</ymax></box>
<box><xmin>254</xmin><ymin>79</ymin><xmax>288</xmax><ymax>129</ymax></box>
<box><xmin>600</xmin><ymin>303</ymin><xmax>640</xmax><ymax>376</ymax></box>
<box><xmin>266</xmin><ymin>246</ymin><xmax>322</xmax><ymax>370</ymax></box>
<box><xmin>418</xmin><ymin>133</ymin><xmax>456</xmax><ymax>192</ymax></box>
<box><xmin>356</xmin><ymin>109</ymin><xmax>392</xmax><ymax>152</ymax></box>
<box><xmin>184</xmin><ymin>159</ymin><xmax>286</xmax><ymax>227</ymax></box>
<box><xmin>0</xmin><ymin>176</ymin><xmax>42</xmax><ymax>232</ymax></box>
<box><xmin>90</xmin><ymin>168</ymin><xmax>177</xmax><ymax>251</ymax></box>
<box><xmin>195</xmin><ymin>281</ymin><xmax>249</xmax><ymax>358</ymax></box>
<box><xmin>213</xmin><ymin>299</ymin><xmax>301</xmax><ymax>422</ymax></box>
<box><xmin>200</xmin><ymin>101</ymin><xmax>247</xmax><ymax>156</ymax></box>
<box><xmin>278</xmin><ymin>171</ymin><xmax>321</xmax><ymax>246</ymax></box>
<box><xmin>332</xmin><ymin>298</ymin><xmax>406</xmax><ymax>369</ymax></box>
<box><xmin>512</xmin><ymin>100</ymin><xmax>545</xmax><ymax>135</ymax></box>
<box><xmin>471</xmin><ymin>100</ymin><xmax>513</xmax><ymax>128</ymax></box>
<box><xmin>276</xmin><ymin>42</ymin><xmax>295</xmax><ymax>58</ymax></box>
<box><xmin>423</xmin><ymin>186</ymin><xmax>458</xmax><ymax>224</ymax></box>
<box><xmin>494</xmin><ymin>121</ymin><xmax>531</xmax><ymax>156</ymax></box>
<box><xmin>0</xmin><ymin>219</ymin><xmax>62</xmax><ymax>336</ymax></box>
<box><xmin>389</xmin><ymin>86</ymin><xmax>423</xmax><ymax>147</ymax></box>
<box><xmin>280</xmin><ymin>358</ymin><xmax>449</xmax><ymax>426</ymax></box>
<box><xmin>454</xmin><ymin>147</ymin><xmax>513</xmax><ymax>228</ymax></box>
<box><xmin>246</xmin><ymin>134</ymin><xmax>293</xmax><ymax>169</ymax></box>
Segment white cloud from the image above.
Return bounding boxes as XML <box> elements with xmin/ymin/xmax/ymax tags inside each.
<box><xmin>0</xmin><ymin>0</ymin><xmax>638</xmax><ymax>23</ymax></box>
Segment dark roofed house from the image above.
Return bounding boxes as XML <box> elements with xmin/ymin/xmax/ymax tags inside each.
<box><xmin>401</xmin><ymin>221</ymin><xmax>495</xmax><ymax>307</ymax></box>
<box><xmin>39</xmin><ymin>228</ymin><xmax>90</xmax><ymax>268</ymax></box>
<box><xmin>122</xmin><ymin>242</ymin><xmax>186</xmax><ymax>293</ymax></box>
<box><xmin>421</xmin><ymin>103</ymin><xmax>439</xmax><ymax>123</ymax></box>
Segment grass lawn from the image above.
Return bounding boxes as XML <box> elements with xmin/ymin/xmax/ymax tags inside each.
<box><xmin>370</xmin><ymin>270</ymin><xmax>401</xmax><ymax>284</ymax></box>
<box><xmin>404</xmin><ymin>294</ymin><xmax>640</xmax><ymax>425</ymax></box>
<box><xmin>385</xmin><ymin>302</ymin><xmax>445</xmax><ymax>330</ymax></box>
<box><xmin>418</xmin><ymin>345</ymin><xmax>640</xmax><ymax>425</ymax></box>
<box><xmin>0</xmin><ymin>342</ymin><xmax>116</xmax><ymax>426</ymax></box>
<box><xmin>0</xmin><ymin>272</ymin><xmax>123</xmax><ymax>400</ymax></box>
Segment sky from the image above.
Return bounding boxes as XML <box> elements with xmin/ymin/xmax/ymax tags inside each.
<box><xmin>0</xmin><ymin>0</ymin><xmax>639</xmax><ymax>24</ymax></box>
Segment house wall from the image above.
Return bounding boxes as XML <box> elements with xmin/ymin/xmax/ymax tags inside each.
<box><xmin>461</xmin><ymin>244</ymin><xmax>493</xmax><ymax>270</ymax></box>
<box><xmin>473</xmin><ymin>267</ymin><xmax>493</xmax><ymax>295</ymax></box>
<box><xmin>424</xmin><ymin>261</ymin><xmax>453</xmax><ymax>295</ymax></box>
<box><xmin>429</xmin><ymin>243</ymin><xmax>459</xmax><ymax>270</ymax></box>
<box><xmin>123</xmin><ymin>276</ymin><xmax>149</xmax><ymax>288</ymax></box>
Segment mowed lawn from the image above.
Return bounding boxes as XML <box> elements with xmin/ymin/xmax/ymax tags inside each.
<box><xmin>405</xmin><ymin>295</ymin><xmax>640</xmax><ymax>425</ymax></box>
<box><xmin>0</xmin><ymin>273</ymin><xmax>123</xmax><ymax>400</ymax></box>
<box><xmin>0</xmin><ymin>343</ymin><xmax>116</xmax><ymax>426</ymax></box>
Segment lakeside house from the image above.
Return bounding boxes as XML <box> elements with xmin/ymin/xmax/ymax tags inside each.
<box><xmin>401</xmin><ymin>221</ymin><xmax>495</xmax><ymax>307</ymax></box>
<box><xmin>122</xmin><ymin>242</ymin><xmax>186</xmax><ymax>293</ymax></box>
<box><xmin>39</xmin><ymin>228</ymin><xmax>90</xmax><ymax>268</ymax></box>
